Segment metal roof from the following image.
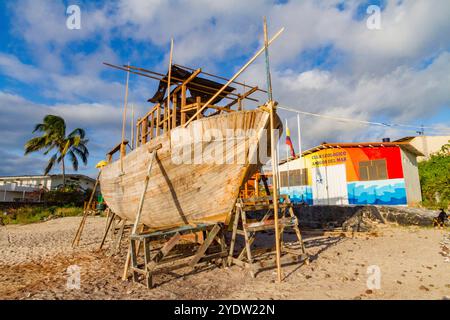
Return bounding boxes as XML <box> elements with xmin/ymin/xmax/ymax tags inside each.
<box><xmin>301</xmin><ymin>141</ymin><xmax>424</xmax><ymax>157</ymax></box>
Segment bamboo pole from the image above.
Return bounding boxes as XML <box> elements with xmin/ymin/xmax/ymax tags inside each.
<box><xmin>166</xmin><ymin>38</ymin><xmax>174</xmax><ymax>131</ymax></box>
<box><xmin>264</xmin><ymin>17</ymin><xmax>282</xmax><ymax>283</ymax></box>
<box><xmin>72</xmin><ymin>171</ymin><xmax>101</xmax><ymax>247</ymax></box>
<box><xmin>173</xmin><ymin>63</ymin><xmax>268</xmax><ymax>93</ymax></box>
<box><xmin>130</xmin><ymin>104</ymin><xmax>134</xmax><ymax>149</ymax></box>
<box><xmin>122</xmin><ymin>145</ymin><xmax>161</xmax><ymax>280</ymax></box>
<box><xmin>120</xmin><ymin>62</ymin><xmax>130</xmax><ymax>172</ymax></box>
<box><xmin>183</xmin><ymin>27</ymin><xmax>285</xmax><ymax>128</ymax></box>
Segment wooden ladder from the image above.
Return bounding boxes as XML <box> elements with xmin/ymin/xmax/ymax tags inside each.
<box><xmin>228</xmin><ymin>195</ymin><xmax>309</xmax><ymax>278</ymax></box>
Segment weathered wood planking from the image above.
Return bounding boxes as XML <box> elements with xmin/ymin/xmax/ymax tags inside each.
<box><xmin>100</xmin><ymin>109</ymin><xmax>279</xmax><ymax>230</ymax></box>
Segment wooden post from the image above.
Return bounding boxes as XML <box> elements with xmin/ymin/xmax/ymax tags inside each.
<box><xmin>150</xmin><ymin>111</ymin><xmax>155</xmax><ymax>139</ymax></box>
<box><xmin>120</xmin><ymin>62</ymin><xmax>130</xmax><ymax>173</ymax></box>
<box><xmin>181</xmin><ymin>85</ymin><xmax>186</xmax><ymax>125</ymax></box>
<box><xmin>120</xmin><ymin>141</ymin><xmax>126</xmax><ymax>160</ymax></box>
<box><xmin>172</xmin><ymin>94</ymin><xmax>177</xmax><ymax>129</ymax></box>
<box><xmin>122</xmin><ymin>144</ymin><xmax>162</xmax><ymax>280</ymax></box>
<box><xmin>99</xmin><ymin>211</ymin><xmax>115</xmax><ymax>250</ymax></box>
<box><xmin>130</xmin><ymin>104</ymin><xmax>134</xmax><ymax>149</ymax></box>
<box><xmin>264</xmin><ymin>17</ymin><xmax>282</xmax><ymax>283</ymax></box>
<box><xmin>135</xmin><ymin>119</ymin><xmax>140</xmax><ymax>148</ymax></box>
<box><xmin>196</xmin><ymin>96</ymin><xmax>202</xmax><ymax>120</ymax></box>
<box><xmin>156</xmin><ymin>104</ymin><xmax>161</xmax><ymax>137</ymax></box>
<box><xmin>142</xmin><ymin>117</ymin><xmax>149</xmax><ymax>144</ymax></box>
<box><xmin>72</xmin><ymin>171</ymin><xmax>101</xmax><ymax>247</ymax></box>
<box><xmin>166</xmin><ymin>38</ymin><xmax>174</xmax><ymax>132</ymax></box>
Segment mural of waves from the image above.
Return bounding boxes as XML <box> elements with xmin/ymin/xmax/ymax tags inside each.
<box><xmin>280</xmin><ymin>186</ymin><xmax>313</xmax><ymax>205</ymax></box>
<box><xmin>347</xmin><ymin>179</ymin><xmax>407</xmax><ymax>205</ymax></box>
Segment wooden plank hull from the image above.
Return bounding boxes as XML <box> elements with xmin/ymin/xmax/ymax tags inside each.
<box><xmin>100</xmin><ymin>109</ymin><xmax>277</xmax><ymax>230</ymax></box>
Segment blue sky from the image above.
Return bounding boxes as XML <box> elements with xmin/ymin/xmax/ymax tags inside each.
<box><xmin>0</xmin><ymin>0</ymin><xmax>449</xmax><ymax>177</ymax></box>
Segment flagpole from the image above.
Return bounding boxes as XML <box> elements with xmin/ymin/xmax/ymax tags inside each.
<box><xmin>297</xmin><ymin>114</ymin><xmax>302</xmax><ymax>158</ymax></box>
<box><xmin>285</xmin><ymin>119</ymin><xmax>290</xmax><ymax>192</ymax></box>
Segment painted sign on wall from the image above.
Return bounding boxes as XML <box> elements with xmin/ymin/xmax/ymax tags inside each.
<box><xmin>279</xmin><ymin>146</ymin><xmax>408</xmax><ymax>206</ymax></box>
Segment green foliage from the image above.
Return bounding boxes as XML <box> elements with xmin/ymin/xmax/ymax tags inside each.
<box><xmin>419</xmin><ymin>142</ymin><xmax>450</xmax><ymax>209</ymax></box>
<box><xmin>24</xmin><ymin>115</ymin><xmax>89</xmax><ymax>185</ymax></box>
<box><xmin>2</xmin><ymin>206</ymin><xmax>83</xmax><ymax>225</ymax></box>
<box><xmin>42</xmin><ymin>189</ymin><xmax>87</xmax><ymax>206</ymax></box>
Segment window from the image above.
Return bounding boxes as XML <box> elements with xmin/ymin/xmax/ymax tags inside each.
<box><xmin>280</xmin><ymin>169</ymin><xmax>308</xmax><ymax>187</ymax></box>
<box><xmin>359</xmin><ymin>159</ymin><xmax>388</xmax><ymax>181</ymax></box>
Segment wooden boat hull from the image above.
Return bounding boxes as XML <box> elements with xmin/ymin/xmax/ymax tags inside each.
<box><xmin>100</xmin><ymin>108</ymin><xmax>278</xmax><ymax>230</ymax></box>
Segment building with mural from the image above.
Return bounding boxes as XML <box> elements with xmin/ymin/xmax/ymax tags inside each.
<box><xmin>277</xmin><ymin>141</ymin><xmax>423</xmax><ymax>206</ymax></box>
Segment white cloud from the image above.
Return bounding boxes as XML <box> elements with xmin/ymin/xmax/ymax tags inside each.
<box><xmin>1</xmin><ymin>0</ymin><xmax>449</xmax><ymax>166</ymax></box>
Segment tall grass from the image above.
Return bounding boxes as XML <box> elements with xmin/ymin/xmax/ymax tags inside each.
<box><xmin>2</xmin><ymin>206</ymin><xmax>83</xmax><ymax>225</ymax></box>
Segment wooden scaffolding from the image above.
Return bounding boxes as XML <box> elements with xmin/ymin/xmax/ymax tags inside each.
<box><xmin>228</xmin><ymin>195</ymin><xmax>309</xmax><ymax>278</ymax></box>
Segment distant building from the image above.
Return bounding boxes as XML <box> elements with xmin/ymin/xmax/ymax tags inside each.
<box><xmin>0</xmin><ymin>174</ymin><xmax>96</xmax><ymax>202</ymax></box>
<box><xmin>394</xmin><ymin>135</ymin><xmax>450</xmax><ymax>161</ymax></box>
<box><xmin>277</xmin><ymin>141</ymin><xmax>423</xmax><ymax>207</ymax></box>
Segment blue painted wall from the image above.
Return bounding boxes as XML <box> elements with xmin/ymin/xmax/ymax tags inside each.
<box><xmin>280</xmin><ymin>186</ymin><xmax>313</xmax><ymax>205</ymax></box>
<box><xmin>281</xmin><ymin>179</ymin><xmax>407</xmax><ymax>205</ymax></box>
<box><xmin>347</xmin><ymin>178</ymin><xmax>407</xmax><ymax>205</ymax></box>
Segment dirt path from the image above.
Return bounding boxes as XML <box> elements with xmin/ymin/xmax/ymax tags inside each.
<box><xmin>0</xmin><ymin>217</ymin><xmax>449</xmax><ymax>300</ymax></box>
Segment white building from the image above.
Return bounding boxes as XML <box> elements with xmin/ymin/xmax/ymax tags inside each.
<box><xmin>394</xmin><ymin>135</ymin><xmax>450</xmax><ymax>161</ymax></box>
<box><xmin>0</xmin><ymin>174</ymin><xmax>96</xmax><ymax>202</ymax></box>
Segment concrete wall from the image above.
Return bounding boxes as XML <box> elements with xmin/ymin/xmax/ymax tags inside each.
<box><xmin>409</xmin><ymin>136</ymin><xmax>450</xmax><ymax>161</ymax></box>
<box><xmin>294</xmin><ymin>205</ymin><xmax>436</xmax><ymax>228</ymax></box>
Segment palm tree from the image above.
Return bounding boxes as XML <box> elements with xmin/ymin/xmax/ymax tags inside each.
<box><xmin>24</xmin><ymin>115</ymin><xmax>89</xmax><ymax>187</ymax></box>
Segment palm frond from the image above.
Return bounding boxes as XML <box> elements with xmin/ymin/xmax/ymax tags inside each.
<box><xmin>72</xmin><ymin>146</ymin><xmax>88</xmax><ymax>165</ymax></box>
<box><xmin>68</xmin><ymin>128</ymin><xmax>86</xmax><ymax>139</ymax></box>
<box><xmin>44</xmin><ymin>154</ymin><xmax>58</xmax><ymax>175</ymax></box>
<box><xmin>61</xmin><ymin>139</ymin><xmax>71</xmax><ymax>156</ymax></box>
<box><xmin>43</xmin><ymin>115</ymin><xmax>66</xmax><ymax>137</ymax></box>
<box><xmin>33</xmin><ymin>123</ymin><xmax>46</xmax><ymax>133</ymax></box>
<box><xmin>68</xmin><ymin>150</ymin><xmax>79</xmax><ymax>171</ymax></box>
<box><xmin>24</xmin><ymin>137</ymin><xmax>48</xmax><ymax>155</ymax></box>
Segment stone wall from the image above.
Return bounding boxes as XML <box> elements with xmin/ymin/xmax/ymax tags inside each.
<box><xmin>294</xmin><ymin>205</ymin><xmax>438</xmax><ymax>229</ymax></box>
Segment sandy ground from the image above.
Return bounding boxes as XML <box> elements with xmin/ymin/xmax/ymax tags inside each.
<box><xmin>0</xmin><ymin>216</ymin><xmax>449</xmax><ymax>300</ymax></box>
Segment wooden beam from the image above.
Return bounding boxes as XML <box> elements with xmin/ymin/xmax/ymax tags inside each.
<box><xmin>107</xmin><ymin>140</ymin><xmax>129</xmax><ymax>157</ymax></box>
<box><xmin>224</xmin><ymin>86</ymin><xmax>259</xmax><ymax>109</ymax></box>
<box><xmin>104</xmin><ymin>63</ymin><xmax>244</xmax><ymax>102</ymax></box>
<box><xmin>166</xmin><ymin>38</ymin><xmax>174</xmax><ymax>132</ymax></box>
<box><xmin>120</xmin><ymin>62</ymin><xmax>130</xmax><ymax>173</ymax></box>
<box><xmin>173</xmin><ymin>63</ymin><xmax>268</xmax><ymax>94</ymax></box>
<box><xmin>183</xmin><ymin>27</ymin><xmax>284</xmax><ymax>127</ymax></box>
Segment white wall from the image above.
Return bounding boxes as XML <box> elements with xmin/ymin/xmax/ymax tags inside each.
<box><xmin>409</xmin><ymin>136</ymin><xmax>450</xmax><ymax>161</ymax></box>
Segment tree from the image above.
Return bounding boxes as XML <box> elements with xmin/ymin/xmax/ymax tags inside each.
<box><xmin>24</xmin><ymin>115</ymin><xmax>89</xmax><ymax>187</ymax></box>
<box><xmin>418</xmin><ymin>141</ymin><xmax>450</xmax><ymax>209</ymax></box>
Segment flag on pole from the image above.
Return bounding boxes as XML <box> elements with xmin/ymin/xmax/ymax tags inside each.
<box><xmin>285</xmin><ymin>124</ymin><xmax>296</xmax><ymax>158</ymax></box>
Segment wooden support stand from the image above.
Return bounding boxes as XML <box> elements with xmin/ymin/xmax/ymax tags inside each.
<box><xmin>228</xmin><ymin>195</ymin><xmax>309</xmax><ymax>278</ymax></box>
<box><xmin>129</xmin><ymin>223</ymin><xmax>227</xmax><ymax>288</ymax></box>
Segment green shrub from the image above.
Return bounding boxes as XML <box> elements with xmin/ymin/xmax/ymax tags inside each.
<box><xmin>43</xmin><ymin>190</ymin><xmax>86</xmax><ymax>206</ymax></box>
<box><xmin>2</xmin><ymin>206</ymin><xmax>83</xmax><ymax>225</ymax></box>
<box><xmin>419</xmin><ymin>142</ymin><xmax>450</xmax><ymax>209</ymax></box>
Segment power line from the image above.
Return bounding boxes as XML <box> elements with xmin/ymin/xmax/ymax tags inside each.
<box><xmin>278</xmin><ymin>105</ymin><xmax>450</xmax><ymax>134</ymax></box>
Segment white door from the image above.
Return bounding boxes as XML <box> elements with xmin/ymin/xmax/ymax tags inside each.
<box><xmin>312</xmin><ymin>164</ymin><xmax>349</xmax><ymax>205</ymax></box>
